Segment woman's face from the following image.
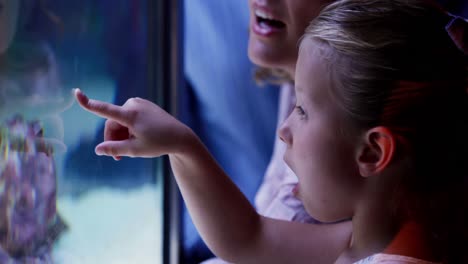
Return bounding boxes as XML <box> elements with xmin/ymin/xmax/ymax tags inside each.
<box><xmin>0</xmin><ymin>0</ymin><xmax>20</xmax><ymax>53</ymax></box>
<box><xmin>248</xmin><ymin>0</ymin><xmax>331</xmax><ymax>76</ymax></box>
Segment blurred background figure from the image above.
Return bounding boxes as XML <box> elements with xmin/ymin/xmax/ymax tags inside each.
<box><xmin>0</xmin><ymin>0</ymin><xmax>19</xmax><ymax>54</ymax></box>
<box><xmin>182</xmin><ymin>1</ymin><xmax>279</xmax><ymax>263</ymax></box>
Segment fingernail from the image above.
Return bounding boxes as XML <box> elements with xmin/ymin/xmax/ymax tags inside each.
<box><xmin>95</xmin><ymin>147</ymin><xmax>104</xmax><ymax>156</ymax></box>
<box><xmin>74</xmin><ymin>88</ymin><xmax>88</xmax><ymax>99</ymax></box>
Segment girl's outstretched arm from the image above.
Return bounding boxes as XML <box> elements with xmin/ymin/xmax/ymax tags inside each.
<box><xmin>74</xmin><ymin>89</ymin><xmax>351</xmax><ymax>264</ymax></box>
<box><xmin>171</xmin><ymin>143</ymin><xmax>351</xmax><ymax>264</ymax></box>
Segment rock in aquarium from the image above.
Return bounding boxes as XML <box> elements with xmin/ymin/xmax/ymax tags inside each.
<box><xmin>0</xmin><ymin>115</ymin><xmax>67</xmax><ymax>263</ymax></box>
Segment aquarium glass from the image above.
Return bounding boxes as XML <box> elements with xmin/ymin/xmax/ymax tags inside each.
<box><xmin>0</xmin><ymin>0</ymin><xmax>164</xmax><ymax>263</ymax></box>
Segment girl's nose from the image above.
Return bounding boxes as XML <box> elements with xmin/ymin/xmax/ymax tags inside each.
<box><xmin>278</xmin><ymin>121</ymin><xmax>292</xmax><ymax>145</ymax></box>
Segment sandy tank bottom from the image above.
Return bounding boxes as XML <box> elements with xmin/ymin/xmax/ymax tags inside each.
<box><xmin>52</xmin><ymin>184</ymin><xmax>163</xmax><ymax>264</ymax></box>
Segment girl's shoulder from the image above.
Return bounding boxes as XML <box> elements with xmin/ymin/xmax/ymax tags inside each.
<box><xmin>353</xmin><ymin>253</ymin><xmax>440</xmax><ymax>264</ymax></box>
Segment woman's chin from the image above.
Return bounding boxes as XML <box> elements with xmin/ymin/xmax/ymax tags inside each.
<box><xmin>248</xmin><ymin>38</ymin><xmax>287</xmax><ymax>68</ymax></box>
<box><xmin>247</xmin><ymin>49</ymin><xmax>272</xmax><ymax>69</ymax></box>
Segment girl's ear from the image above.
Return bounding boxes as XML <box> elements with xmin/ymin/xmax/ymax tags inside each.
<box><xmin>356</xmin><ymin>126</ymin><xmax>395</xmax><ymax>177</ymax></box>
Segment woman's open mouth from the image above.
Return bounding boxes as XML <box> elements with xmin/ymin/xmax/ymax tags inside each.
<box><xmin>252</xmin><ymin>7</ymin><xmax>286</xmax><ymax>37</ymax></box>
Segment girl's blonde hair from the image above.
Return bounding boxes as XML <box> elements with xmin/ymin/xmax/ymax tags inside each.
<box><xmin>303</xmin><ymin>0</ymin><xmax>467</xmax><ymax>262</ymax></box>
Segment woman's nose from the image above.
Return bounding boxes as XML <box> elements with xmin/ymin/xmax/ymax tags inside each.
<box><xmin>278</xmin><ymin>121</ymin><xmax>292</xmax><ymax>145</ymax></box>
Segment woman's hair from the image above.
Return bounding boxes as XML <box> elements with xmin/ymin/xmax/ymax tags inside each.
<box><xmin>303</xmin><ymin>0</ymin><xmax>468</xmax><ymax>262</ymax></box>
<box><xmin>254</xmin><ymin>67</ymin><xmax>292</xmax><ymax>86</ymax></box>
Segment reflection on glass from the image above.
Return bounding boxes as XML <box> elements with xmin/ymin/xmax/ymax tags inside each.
<box><xmin>0</xmin><ymin>0</ymin><xmax>162</xmax><ymax>263</ymax></box>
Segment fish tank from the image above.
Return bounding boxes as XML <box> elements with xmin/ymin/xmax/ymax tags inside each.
<box><xmin>0</xmin><ymin>0</ymin><xmax>182</xmax><ymax>263</ymax></box>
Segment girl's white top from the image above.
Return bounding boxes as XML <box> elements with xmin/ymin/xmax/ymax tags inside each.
<box><xmin>354</xmin><ymin>253</ymin><xmax>440</xmax><ymax>264</ymax></box>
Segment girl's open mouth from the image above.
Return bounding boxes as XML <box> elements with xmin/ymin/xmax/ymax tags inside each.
<box><xmin>292</xmin><ymin>183</ymin><xmax>300</xmax><ymax>198</ymax></box>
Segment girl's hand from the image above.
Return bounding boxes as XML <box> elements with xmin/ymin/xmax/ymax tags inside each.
<box><xmin>74</xmin><ymin>88</ymin><xmax>194</xmax><ymax>159</ymax></box>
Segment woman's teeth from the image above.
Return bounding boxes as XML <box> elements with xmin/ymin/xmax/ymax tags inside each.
<box><xmin>254</xmin><ymin>9</ymin><xmax>286</xmax><ymax>28</ymax></box>
<box><xmin>255</xmin><ymin>9</ymin><xmax>275</xmax><ymax>20</ymax></box>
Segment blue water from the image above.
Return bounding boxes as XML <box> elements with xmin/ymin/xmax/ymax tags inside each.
<box><xmin>0</xmin><ymin>1</ymin><xmax>165</xmax><ymax>262</ymax></box>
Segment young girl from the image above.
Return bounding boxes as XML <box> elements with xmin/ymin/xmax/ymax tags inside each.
<box><xmin>184</xmin><ymin>2</ymin><xmax>342</xmax><ymax>262</ymax></box>
<box><xmin>74</xmin><ymin>0</ymin><xmax>468</xmax><ymax>263</ymax></box>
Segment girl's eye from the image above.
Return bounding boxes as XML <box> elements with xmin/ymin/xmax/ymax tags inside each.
<box><xmin>295</xmin><ymin>105</ymin><xmax>305</xmax><ymax>116</ymax></box>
